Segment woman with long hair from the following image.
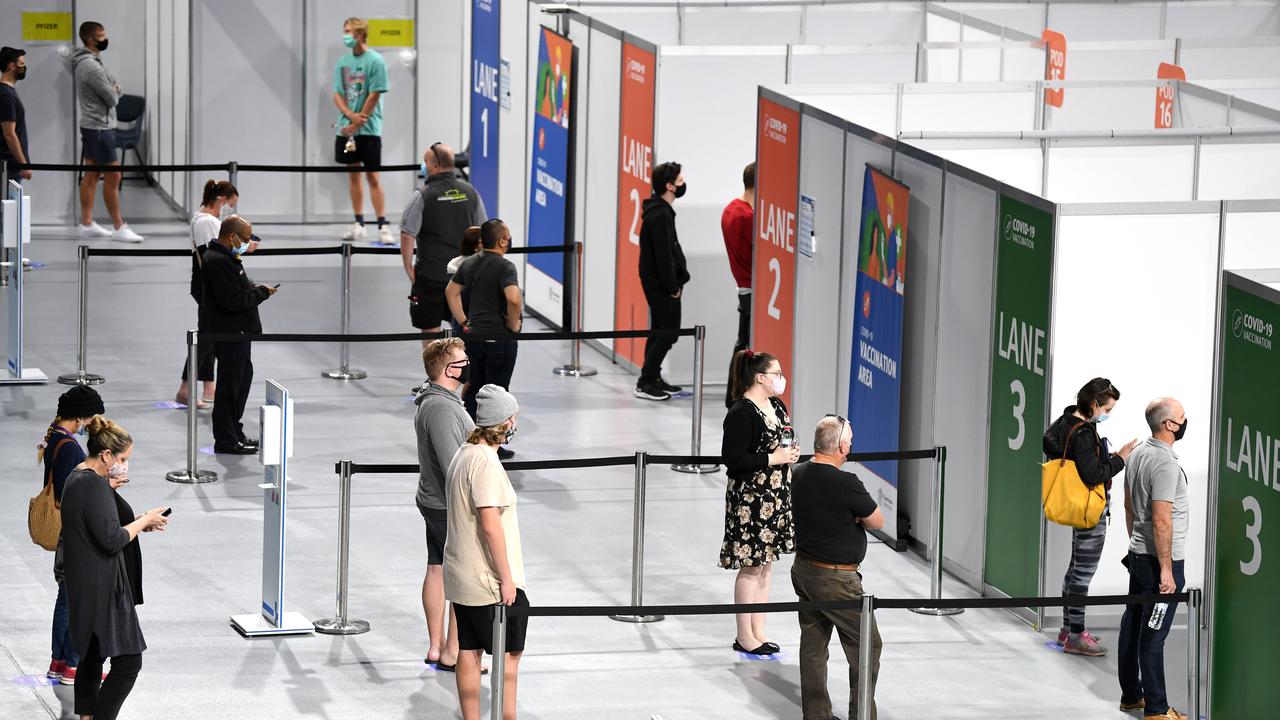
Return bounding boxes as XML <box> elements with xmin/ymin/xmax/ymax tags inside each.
<box><xmin>720</xmin><ymin>349</ymin><xmax>800</xmax><ymax>655</ymax></box>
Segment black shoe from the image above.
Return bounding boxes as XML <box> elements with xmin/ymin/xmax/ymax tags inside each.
<box><xmin>634</xmin><ymin>381</ymin><xmax>671</xmax><ymax>401</ymax></box>
<box><xmin>732</xmin><ymin>640</ymin><xmax>778</xmax><ymax>656</ymax></box>
<box><xmin>497</xmin><ymin>447</ymin><xmax>514</xmax><ymax>461</ymax></box>
<box><xmin>658</xmin><ymin>378</ymin><xmax>683</xmax><ymax>394</ymax></box>
<box><xmin>238</xmin><ymin>437</ymin><xmax>260</xmax><ymax>449</ymax></box>
<box><xmin>214</xmin><ymin>441</ymin><xmax>258</xmax><ymax>455</ymax></box>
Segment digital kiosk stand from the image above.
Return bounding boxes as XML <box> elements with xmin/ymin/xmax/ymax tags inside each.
<box><xmin>1</xmin><ymin>180</ymin><xmax>46</xmax><ymax>385</ymax></box>
<box><xmin>230</xmin><ymin>380</ymin><xmax>312</xmax><ymax>637</ymax></box>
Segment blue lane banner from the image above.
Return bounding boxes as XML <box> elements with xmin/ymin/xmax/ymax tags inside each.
<box><xmin>848</xmin><ymin>166</ymin><xmax>909</xmax><ymax>525</ymax></box>
<box><xmin>470</xmin><ymin>0</ymin><xmax>500</xmax><ymax>215</ymax></box>
<box><xmin>526</xmin><ymin>28</ymin><xmax>574</xmax><ymax>283</ymax></box>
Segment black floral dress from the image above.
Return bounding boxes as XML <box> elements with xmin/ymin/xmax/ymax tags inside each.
<box><xmin>719</xmin><ymin>396</ymin><xmax>795</xmax><ymax>569</ymax></box>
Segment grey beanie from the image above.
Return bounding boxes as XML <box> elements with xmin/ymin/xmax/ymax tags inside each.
<box><xmin>475</xmin><ymin>384</ymin><xmax>519</xmax><ymax>427</ymax></box>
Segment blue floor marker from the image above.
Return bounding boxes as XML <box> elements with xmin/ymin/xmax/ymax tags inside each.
<box><xmin>10</xmin><ymin>674</ymin><xmax>54</xmax><ymax>687</ymax></box>
<box><xmin>736</xmin><ymin>650</ymin><xmax>785</xmax><ymax>662</ymax></box>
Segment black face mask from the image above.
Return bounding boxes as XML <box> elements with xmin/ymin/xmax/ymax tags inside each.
<box><xmin>448</xmin><ymin>363</ymin><xmax>470</xmax><ymax>386</ymax></box>
<box><xmin>673</xmin><ymin>182</ymin><xmax>687</xmax><ymax>199</ymax></box>
<box><xmin>1171</xmin><ymin>418</ymin><xmax>1188</xmax><ymax>441</ymax></box>
<box><xmin>96</xmin><ymin>38</ymin><xmax>109</xmax><ymax>52</ymax></box>
<box><xmin>14</xmin><ymin>67</ymin><xmax>26</xmax><ymax>81</ymax></box>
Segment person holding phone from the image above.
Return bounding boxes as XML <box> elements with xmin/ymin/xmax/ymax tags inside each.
<box><xmin>60</xmin><ymin>416</ymin><xmax>169</xmax><ymax>720</ymax></box>
<box><xmin>720</xmin><ymin>349</ymin><xmax>799</xmax><ymax>656</ymax></box>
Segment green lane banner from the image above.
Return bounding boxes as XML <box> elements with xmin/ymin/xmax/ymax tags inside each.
<box><xmin>984</xmin><ymin>194</ymin><xmax>1054</xmax><ymax>599</ymax></box>
<box><xmin>1211</xmin><ymin>275</ymin><xmax>1280</xmax><ymax>717</ymax></box>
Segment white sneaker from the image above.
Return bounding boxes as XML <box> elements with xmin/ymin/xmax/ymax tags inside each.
<box><xmin>78</xmin><ymin>222</ymin><xmax>112</xmax><ymax>238</ymax></box>
<box><xmin>379</xmin><ymin>225</ymin><xmax>393</xmax><ymax>244</ymax></box>
<box><xmin>341</xmin><ymin>222</ymin><xmax>366</xmax><ymax>241</ymax></box>
<box><xmin>111</xmin><ymin>225</ymin><xmax>144</xmax><ymax>243</ymax></box>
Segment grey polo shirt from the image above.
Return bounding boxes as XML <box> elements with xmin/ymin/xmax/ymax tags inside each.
<box><xmin>399</xmin><ymin>174</ymin><xmax>487</xmax><ymax>283</ymax></box>
<box><xmin>1125</xmin><ymin>437</ymin><xmax>1189</xmax><ymax>561</ymax></box>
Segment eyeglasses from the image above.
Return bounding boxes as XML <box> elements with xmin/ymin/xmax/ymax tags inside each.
<box><xmin>447</xmin><ymin>359</ymin><xmax>470</xmax><ymax>368</ymax></box>
<box><xmin>824</xmin><ymin>414</ymin><xmax>850</xmax><ymax>445</ymax></box>
<box><xmin>429</xmin><ymin>142</ymin><xmax>446</xmax><ymax>167</ymax></box>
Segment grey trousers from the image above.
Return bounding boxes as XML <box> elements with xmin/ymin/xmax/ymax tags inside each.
<box><xmin>791</xmin><ymin>560</ymin><xmax>882</xmax><ymax>720</ymax></box>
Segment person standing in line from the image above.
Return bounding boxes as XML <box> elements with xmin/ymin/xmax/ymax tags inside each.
<box><xmin>720</xmin><ymin>349</ymin><xmax>799</xmax><ymax>656</ymax></box>
<box><xmin>721</xmin><ymin>161</ymin><xmax>756</xmax><ymax>403</ymax></box>
<box><xmin>635</xmin><ymin>161</ymin><xmax>690</xmax><ymax>401</ymax></box>
<box><xmin>0</xmin><ymin>47</ymin><xmax>31</xmax><ymax>182</ymax></box>
<box><xmin>444</xmin><ymin>385</ymin><xmax>528</xmax><ymax>720</ymax></box>
<box><xmin>446</xmin><ymin>226</ymin><xmax>483</xmax><ymax>336</ymax></box>
<box><xmin>175</xmin><ymin>179</ymin><xmax>245</xmax><ymax>409</ymax></box>
<box><xmin>198</xmin><ymin>215</ymin><xmax>277</xmax><ymax>454</ymax></box>
<box><xmin>1042</xmin><ymin>377</ymin><xmax>1138</xmax><ymax>656</ymax></box>
<box><xmin>37</xmin><ymin>386</ymin><xmax>107</xmax><ymax>687</ymax></box>
<box><xmin>447</xmin><ymin>219</ymin><xmax>523</xmax><ymax>431</ymax></box>
<box><xmin>400</xmin><ymin>142</ymin><xmax>486</xmax><ymax>342</ymax></box>
<box><xmin>414</xmin><ymin>338</ymin><xmax>476</xmax><ymax>671</ymax></box>
<box><xmin>333</xmin><ymin>17</ymin><xmax>390</xmax><ymax>242</ymax></box>
<box><xmin>1117</xmin><ymin>397</ymin><xmax>1190</xmax><ymax>720</ymax></box>
<box><xmin>61</xmin><ymin>417</ymin><xmax>169</xmax><ymax>720</ymax></box>
<box><xmin>791</xmin><ymin>415</ymin><xmax>885</xmax><ymax>720</ymax></box>
<box><xmin>71</xmin><ymin>22</ymin><xmax>143</xmax><ymax>243</ymax></box>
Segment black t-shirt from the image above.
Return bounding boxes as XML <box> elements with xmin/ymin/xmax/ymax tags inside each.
<box><xmin>791</xmin><ymin>461</ymin><xmax>879</xmax><ymax>565</ymax></box>
<box><xmin>0</xmin><ymin>84</ymin><xmax>28</xmax><ymax>162</ymax></box>
<box><xmin>454</xmin><ymin>251</ymin><xmax>519</xmax><ymax>333</ymax></box>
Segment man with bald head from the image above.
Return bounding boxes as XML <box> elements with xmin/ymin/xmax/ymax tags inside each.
<box><xmin>400</xmin><ymin>143</ymin><xmax>487</xmax><ymax>338</ymax></box>
<box><xmin>1117</xmin><ymin>397</ymin><xmax>1190</xmax><ymax>720</ymax></box>
<box><xmin>198</xmin><ymin>215</ymin><xmax>277</xmax><ymax>454</ymax></box>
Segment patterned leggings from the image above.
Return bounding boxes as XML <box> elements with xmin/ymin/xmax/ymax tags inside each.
<box><xmin>1061</xmin><ymin>511</ymin><xmax>1108</xmax><ymax>634</ymax></box>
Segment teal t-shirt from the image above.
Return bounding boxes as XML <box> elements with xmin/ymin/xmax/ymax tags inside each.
<box><xmin>333</xmin><ymin>49</ymin><xmax>389</xmax><ymax>137</ymax></box>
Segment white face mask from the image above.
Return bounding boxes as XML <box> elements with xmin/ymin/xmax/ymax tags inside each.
<box><xmin>108</xmin><ymin>459</ymin><xmax>129</xmax><ymax>480</ymax></box>
<box><xmin>218</xmin><ymin>203</ymin><xmax>235</xmax><ymax>219</ymax></box>
<box><xmin>771</xmin><ymin>375</ymin><xmax>787</xmax><ymax>396</ymax></box>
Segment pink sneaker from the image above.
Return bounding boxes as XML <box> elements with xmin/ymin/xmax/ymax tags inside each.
<box><xmin>46</xmin><ymin>660</ymin><xmax>65</xmax><ymax>680</ymax></box>
<box><xmin>1064</xmin><ymin>630</ymin><xmax>1109</xmax><ymax>657</ymax></box>
<box><xmin>1055</xmin><ymin>629</ymin><xmax>1069</xmax><ymax>647</ymax></box>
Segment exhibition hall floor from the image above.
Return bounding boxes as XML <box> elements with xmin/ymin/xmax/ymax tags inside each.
<box><xmin>1</xmin><ymin>197</ymin><xmax>1191</xmax><ymax>718</ymax></box>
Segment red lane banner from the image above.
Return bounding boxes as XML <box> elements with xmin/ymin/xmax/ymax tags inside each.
<box><xmin>614</xmin><ymin>40</ymin><xmax>656</xmax><ymax>365</ymax></box>
<box><xmin>751</xmin><ymin>97</ymin><xmax>800</xmax><ymax>406</ymax></box>
<box><xmin>1042</xmin><ymin>29</ymin><xmax>1066</xmax><ymax>108</ymax></box>
<box><xmin>1155</xmin><ymin>62</ymin><xmax>1186</xmax><ymax>129</ymax></box>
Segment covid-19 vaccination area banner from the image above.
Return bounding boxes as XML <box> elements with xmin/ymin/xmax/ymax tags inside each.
<box><xmin>526</xmin><ymin>28</ymin><xmax>574</xmax><ymax>290</ymax></box>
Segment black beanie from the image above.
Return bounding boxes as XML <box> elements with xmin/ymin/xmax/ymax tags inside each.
<box><xmin>57</xmin><ymin>385</ymin><xmax>105</xmax><ymax>419</ymax></box>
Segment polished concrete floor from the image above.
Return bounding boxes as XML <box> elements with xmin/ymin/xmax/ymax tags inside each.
<box><xmin>2</xmin><ymin>188</ymin><xmax>1197</xmax><ymax>718</ymax></box>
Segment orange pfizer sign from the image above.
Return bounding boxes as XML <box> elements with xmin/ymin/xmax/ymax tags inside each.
<box><xmin>1154</xmin><ymin>62</ymin><xmax>1186</xmax><ymax>129</ymax></box>
<box><xmin>1042</xmin><ymin>30</ymin><xmax>1067</xmax><ymax>108</ymax></box>
<box><xmin>751</xmin><ymin>96</ymin><xmax>800</xmax><ymax>406</ymax></box>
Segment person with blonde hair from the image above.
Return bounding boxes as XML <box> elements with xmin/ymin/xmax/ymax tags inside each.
<box><xmin>333</xmin><ymin>16</ymin><xmax>390</xmax><ymax>242</ymax></box>
<box><xmin>61</xmin><ymin>416</ymin><xmax>169</xmax><ymax>720</ymax></box>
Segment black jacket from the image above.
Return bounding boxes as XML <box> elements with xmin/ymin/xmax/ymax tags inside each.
<box><xmin>198</xmin><ymin>241</ymin><xmax>270</xmax><ymax>334</ymax></box>
<box><xmin>1042</xmin><ymin>405</ymin><xmax>1125</xmax><ymax>488</ymax></box>
<box><xmin>638</xmin><ymin>196</ymin><xmax>690</xmax><ymax>296</ymax></box>
<box><xmin>722</xmin><ymin>397</ymin><xmax>789</xmax><ymax>483</ymax></box>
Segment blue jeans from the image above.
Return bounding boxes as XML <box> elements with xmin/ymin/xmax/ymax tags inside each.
<box><xmin>52</xmin><ymin>581</ymin><xmax>80</xmax><ymax>666</ymax></box>
<box><xmin>1118</xmin><ymin>553</ymin><xmax>1185</xmax><ymax>714</ymax></box>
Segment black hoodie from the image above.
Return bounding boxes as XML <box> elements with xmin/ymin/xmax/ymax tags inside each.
<box><xmin>1042</xmin><ymin>405</ymin><xmax>1125</xmax><ymax>489</ymax></box>
<box><xmin>637</xmin><ymin>195</ymin><xmax>690</xmax><ymax>296</ymax></box>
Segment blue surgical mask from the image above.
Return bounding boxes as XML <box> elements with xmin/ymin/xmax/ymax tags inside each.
<box><xmin>232</xmin><ymin>242</ymin><xmax>248</xmax><ymax>256</ymax></box>
<box><xmin>342</xmin><ymin>34</ymin><xmax>357</xmax><ymax>49</ymax></box>
<box><xmin>420</xmin><ymin>161</ymin><xmax>428</xmax><ymax>179</ymax></box>
<box><xmin>76</xmin><ymin>423</ymin><xmax>88</xmax><ymax>437</ymax></box>
<box><xmin>1093</xmin><ymin>413</ymin><xmax>1110</xmax><ymax>423</ymax></box>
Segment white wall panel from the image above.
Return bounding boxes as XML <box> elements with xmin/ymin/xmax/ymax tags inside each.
<box><xmin>1045</xmin><ymin>5</ymin><xmax>1162</xmax><ymax>41</ymax></box>
<box><xmin>901</xmin><ymin>89</ymin><xmax>1036</xmax><ymax>133</ymax></box>
<box><xmin>1066</xmin><ymin>47</ymin><xmax>1173</xmax><ymax>82</ymax></box>
<box><xmin>1048</xmin><ymin>146</ymin><xmax>1194</xmax><ymax>203</ymax></box>
<box><xmin>159</xmin><ymin>1</ymin><xmax>173</xmax><ymax>198</ymax></box>
<box><xmin>920</xmin><ymin>145</ymin><xmax>1042</xmax><ymax>197</ymax></box>
<box><xmin>942</xmin><ymin>3</ymin><xmax>1045</xmax><ymax>38</ymax></box>
<box><xmin>1001</xmin><ymin>46</ymin><xmax>1045</xmax><ymax>82</ymax></box>
<box><xmin>1224</xmin><ymin>211</ymin><xmax>1280</xmax><ymax>271</ymax></box>
<box><xmin>789</xmin><ymin>51</ymin><xmax>916</xmax><ymax>86</ymax></box>
<box><xmin>681</xmin><ymin>7</ymin><xmax>803</xmax><ymax>45</ymax></box>
<box><xmin>1183</xmin><ymin>45</ymin><xmax>1280</xmax><ymax>81</ymax></box>
<box><xmin>1199</xmin><ymin>144</ymin><xmax>1280</xmax><ymax>201</ymax></box>
<box><xmin>789</xmin><ymin>92</ymin><xmax>898</xmax><ymax>137</ymax></box>
<box><xmin>419</xmin><ymin>0</ymin><xmax>465</xmax><ymax>179</ymax></box>
<box><xmin>579</xmin><ymin>29</ymin><xmax>621</xmax><ymax>349</ymax></box>
<box><xmin>585</xmin><ymin>9</ymin><xmax>680</xmax><ymax>46</ymax></box>
<box><xmin>1044</xmin><ymin>86</ymin><xmax>1160</xmax><ymax>131</ymax></box>
<box><xmin>1167</xmin><ymin>2</ymin><xmax>1280</xmax><ymax>38</ymax></box>
<box><xmin>804</xmin><ymin>5</ymin><xmax>923</xmax><ymax>45</ymax></box>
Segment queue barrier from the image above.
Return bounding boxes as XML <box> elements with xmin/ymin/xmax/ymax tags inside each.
<box><xmin>166</xmin><ymin>327</ymin><xmax>707</xmax><ymax>486</ymax></box>
<box><xmin>56</xmin><ymin>242</ymin><xmax>573</xmax><ymax>387</ymax></box>
<box><xmin>317</xmin><ymin>446</ymin><xmax>948</xmax><ymax>634</ymax></box>
<box><xmin>487</xmin><ymin>589</ymin><xmax>1203</xmax><ymax>720</ymax></box>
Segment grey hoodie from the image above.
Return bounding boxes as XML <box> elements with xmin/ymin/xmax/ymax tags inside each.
<box><xmin>70</xmin><ymin>48</ymin><xmax>119</xmax><ymax>130</ymax></box>
<box><xmin>414</xmin><ymin>382</ymin><xmax>475</xmax><ymax>510</ymax></box>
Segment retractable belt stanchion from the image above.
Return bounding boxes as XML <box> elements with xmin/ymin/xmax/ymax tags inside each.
<box><xmin>611</xmin><ymin>452</ymin><xmax>663</xmax><ymax>624</ymax></box>
<box><xmin>553</xmin><ymin>241</ymin><xmax>597</xmax><ymax>377</ymax></box>
<box><xmin>911</xmin><ymin>446</ymin><xmax>962</xmax><ymax>616</ymax></box>
<box><xmin>166</xmin><ymin>331</ymin><xmax>218</xmax><ymax>484</ymax></box>
<box><xmin>1187</xmin><ymin>587</ymin><xmax>1202</xmax><ymax>720</ymax></box>
<box><xmin>490</xmin><ymin>604</ymin><xmax>509</xmax><ymax>720</ymax></box>
<box><xmin>672</xmin><ymin>325</ymin><xmax>719</xmax><ymax>473</ymax></box>
<box><xmin>322</xmin><ymin>242</ymin><xmax>367</xmax><ymax>380</ymax></box>
<box><xmin>857</xmin><ymin>594</ymin><xmax>876</xmax><ymax>720</ymax></box>
<box><xmin>57</xmin><ymin>244</ymin><xmax>105</xmax><ymax>386</ymax></box>
<box><xmin>314</xmin><ymin>460</ymin><xmax>371</xmax><ymax>635</ymax></box>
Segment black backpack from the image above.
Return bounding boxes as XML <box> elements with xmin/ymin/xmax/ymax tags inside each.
<box><xmin>190</xmin><ymin>242</ymin><xmax>209</xmax><ymax>303</ymax></box>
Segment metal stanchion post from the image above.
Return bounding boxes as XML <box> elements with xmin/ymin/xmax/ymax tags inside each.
<box><xmin>672</xmin><ymin>325</ymin><xmax>719</xmax><ymax>473</ymax></box>
<box><xmin>857</xmin><ymin>594</ymin><xmax>875</xmax><ymax>720</ymax></box>
<box><xmin>323</xmin><ymin>243</ymin><xmax>367</xmax><ymax>380</ymax></box>
<box><xmin>166</xmin><ymin>331</ymin><xmax>218</xmax><ymax>484</ymax></box>
<box><xmin>553</xmin><ymin>241</ymin><xmax>597</xmax><ymax>377</ymax></box>
<box><xmin>315</xmin><ymin>461</ymin><xmax>371</xmax><ymax>635</ymax></box>
<box><xmin>912</xmin><ymin>446</ymin><xmax>962</xmax><ymax>615</ymax></box>
<box><xmin>611</xmin><ymin>453</ymin><xmax>663</xmax><ymax>623</ymax></box>
<box><xmin>57</xmin><ymin>245</ymin><xmax>106</xmax><ymax>385</ymax></box>
<box><xmin>228</xmin><ymin>160</ymin><xmax>238</xmax><ymax>188</ymax></box>
<box><xmin>490</xmin><ymin>604</ymin><xmax>508</xmax><ymax>720</ymax></box>
<box><xmin>1188</xmin><ymin>588</ymin><xmax>1202</xmax><ymax>720</ymax></box>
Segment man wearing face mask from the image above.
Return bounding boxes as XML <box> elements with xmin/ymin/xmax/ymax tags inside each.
<box><xmin>71</xmin><ymin>22</ymin><xmax>143</xmax><ymax>243</ymax></box>
<box><xmin>198</xmin><ymin>215</ymin><xmax>277</xmax><ymax>454</ymax></box>
<box><xmin>413</xmin><ymin>338</ymin><xmax>476</xmax><ymax>671</ymax></box>
<box><xmin>635</xmin><ymin>161</ymin><xmax>691</xmax><ymax>401</ymax></box>
<box><xmin>333</xmin><ymin>17</ymin><xmax>390</xmax><ymax>242</ymax></box>
<box><xmin>1116</xmin><ymin>398</ymin><xmax>1190</xmax><ymax>720</ymax></box>
<box><xmin>0</xmin><ymin>47</ymin><xmax>31</xmax><ymax>183</ymax></box>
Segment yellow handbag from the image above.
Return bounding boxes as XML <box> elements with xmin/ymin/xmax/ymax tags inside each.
<box><xmin>1041</xmin><ymin>422</ymin><xmax>1107</xmax><ymax>529</ymax></box>
<box><xmin>29</xmin><ymin>437</ymin><xmax>73</xmax><ymax>551</ymax></box>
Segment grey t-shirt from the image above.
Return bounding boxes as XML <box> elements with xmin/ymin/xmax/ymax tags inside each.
<box><xmin>1125</xmin><ymin>437</ymin><xmax>1189</xmax><ymax>560</ymax></box>
<box><xmin>453</xmin><ymin>252</ymin><xmax>519</xmax><ymax>333</ymax></box>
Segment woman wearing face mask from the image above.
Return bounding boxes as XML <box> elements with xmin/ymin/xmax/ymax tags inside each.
<box><xmin>60</xmin><ymin>416</ymin><xmax>169</xmax><ymax>720</ymax></box>
<box><xmin>720</xmin><ymin>349</ymin><xmax>800</xmax><ymax>656</ymax></box>
<box><xmin>175</xmin><ymin>179</ymin><xmax>246</xmax><ymax>409</ymax></box>
<box><xmin>36</xmin><ymin>385</ymin><xmax>106</xmax><ymax>687</ymax></box>
<box><xmin>1042</xmin><ymin>377</ymin><xmax>1139</xmax><ymax>657</ymax></box>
